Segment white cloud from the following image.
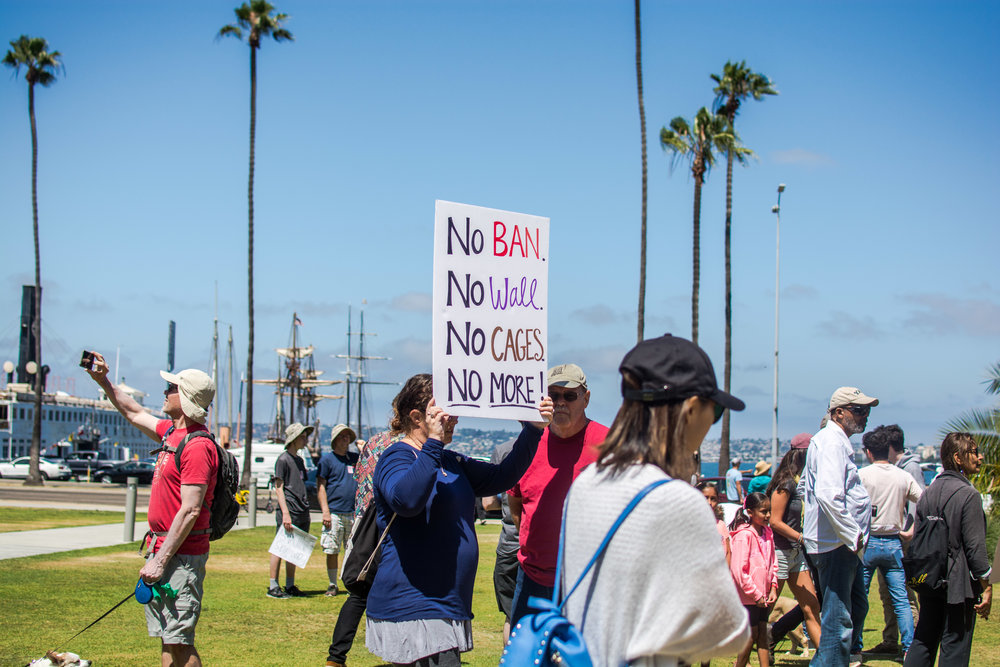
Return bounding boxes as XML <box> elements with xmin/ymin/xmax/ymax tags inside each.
<box><xmin>902</xmin><ymin>293</ymin><xmax>1000</xmax><ymax>337</ymax></box>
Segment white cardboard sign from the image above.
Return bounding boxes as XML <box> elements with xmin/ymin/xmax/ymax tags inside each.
<box><xmin>432</xmin><ymin>200</ymin><xmax>549</xmax><ymax>422</ymax></box>
<box><xmin>268</xmin><ymin>524</ymin><xmax>317</xmax><ymax>569</ymax></box>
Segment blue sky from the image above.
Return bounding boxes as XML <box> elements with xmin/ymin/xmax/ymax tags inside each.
<box><xmin>2</xmin><ymin>1</ymin><xmax>998</xmax><ymax>449</ymax></box>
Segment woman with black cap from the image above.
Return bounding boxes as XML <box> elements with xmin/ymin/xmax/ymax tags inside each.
<box><xmin>560</xmin><ymin>334</ymin><xmax>751</xmax><ymax>665</ymax></box>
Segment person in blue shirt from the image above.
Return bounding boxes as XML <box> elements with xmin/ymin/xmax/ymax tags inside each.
<box><xmin>365</xmin><ymin>374</ymin><xmax>553</xmax><ymax>667</ymax></box>
<box><xmin>747</xmin><ymin>460</ymin><xmax>772</xmax><ymax>495</ymax></box>
<box><xmin>317</xmin><ymin>423</ymin><xmax>359</xmax><ymax>596</ymax></box>
<box><xmin>726</xmin><ymin>457</ymin><xmax>745</xmax><ymax>502</ymax></box>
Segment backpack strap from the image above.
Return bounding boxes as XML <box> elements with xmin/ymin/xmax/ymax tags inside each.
<box><xmin>552</xmin><ymin>478</ymin><xmax>672</xmax><ymax>612</ymax></box>
<box><xmin>151</xmin><ymin>427</ymin><xmax>218</xmax><ymax>537</ymax></box>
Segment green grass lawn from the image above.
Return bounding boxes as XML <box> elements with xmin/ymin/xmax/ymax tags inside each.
<box><xmin>0</xmin><ymin>520</ymin><xmax>996</xmax><ymax>666</ymax></box>
<box><xmin>0</xmin><ymin>507</ymin><xmax>147</xmax><ymax>533</ymax></box>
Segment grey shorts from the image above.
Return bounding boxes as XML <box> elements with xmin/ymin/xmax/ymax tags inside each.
<box><xmin>144</xmin><ymin>552</ymin><xmax>209</xmax><ymax>645</ymax></box>
<box><xmin>321</xmin><ymin>513</ymin><xmax>354</xmax><ymax>555</ymax></box>
<box><xmin>776</xmin><ymin>544</ymin><xmax>807</xmax><ymax>579</ymax></box>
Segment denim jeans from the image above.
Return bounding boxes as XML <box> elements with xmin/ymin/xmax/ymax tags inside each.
<box><xmin>810</xmin><ymin>545</ymin><xmax>868</xmax><ymax>666</ymax></box>
<box><xmin>860</xmin><ymin>535</ymin><xmax>914</xmax><ymax>651</ymax></box>
<box><xmin>509</xmin><ymin>566</ymin><xmax>554</xmax><ymax>625</ymax></box>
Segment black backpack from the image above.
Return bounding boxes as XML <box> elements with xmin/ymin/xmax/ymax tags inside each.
<box><xmin>903</xmin><ymin>486</ymin><xmax>962</xmax><ymax>595</ymax></box>
<box><xmin>161</xmin><ymin>427</ymin><xmax>241</xmax><ymax>541</ymax></box>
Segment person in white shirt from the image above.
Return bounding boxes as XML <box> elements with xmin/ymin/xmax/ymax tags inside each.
<box><xmin>801</xmin><ymin>386</ymin><xmax>876</xmax><ymax>667</ymax></box>
<box><xmin>855</xmin><ymin>425</ymin><xmax>923</xmax><ymax>657</ymax></box>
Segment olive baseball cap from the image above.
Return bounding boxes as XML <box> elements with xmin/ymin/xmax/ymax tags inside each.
<box><xmin>547</xmin><ymin>363</ymin><xmax>587</xmax><ymax>389</ymax></box>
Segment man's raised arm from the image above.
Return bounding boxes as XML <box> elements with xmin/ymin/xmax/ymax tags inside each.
<box><xmin>85</xmin><ymin>351</ymin><xmax>160</xmax><ymax>441</ymax></box>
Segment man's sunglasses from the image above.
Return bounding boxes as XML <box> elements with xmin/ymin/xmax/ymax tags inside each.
<box><xmin>164</xmin><ymin>383</ymin><xmax>178</xmax><ymax>396</ymax></box>
<box><xmin>548</xmin><ymin>389</ymin><xmax>582</xmax><ymax>403</ymax></box>
<box><xmin>842</xmin><ymin>405</ymin><xmax>870</xmax><ymax>416</ymax></box>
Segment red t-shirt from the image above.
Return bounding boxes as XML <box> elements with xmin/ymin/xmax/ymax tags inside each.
<box><xmin>509</xmin><ymin>419</ymin><xmax>608</xmax><ymax>586</ymax></box>
<box><xmin>149</xmin><ymin>420</ymin><xmax>218</xmax><ymax>555</ymax></box>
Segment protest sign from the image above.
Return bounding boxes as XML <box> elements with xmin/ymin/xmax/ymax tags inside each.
<box><xmin>268</xmin><ymin>524</ymin><xmax>317</xmax><ymax>569</ymax></box>
<box><xmin>432</xmin><ymin>200</ymin><xmax>549</xmax><ymax>422</ymax></box>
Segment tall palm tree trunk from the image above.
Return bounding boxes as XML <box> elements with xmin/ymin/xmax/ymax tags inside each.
<box><xmin>719</xmin><ymin>149</ymin><xmax>734</xmax><ymax>474</ymax></box>
<box><xmin>634</xmin><ymin>0</ymin><xmax>647</xmax><ymax>343</ymax></box>
<box><xmin>28</xmin><ymin>81</ymin><xmax>43</xmax><ymax>486</ymax></box>
<box><xmin>242</xmin><ymin>44</ymin><xmax>256</xmax><ymax>489</ymax></box>
<box><xmin>691</xmin><ymin>174</ymin><xmax>702</xmax><ymax>345</ymax></box>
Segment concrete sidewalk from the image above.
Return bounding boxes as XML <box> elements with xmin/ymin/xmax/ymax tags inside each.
<box><xmin>0</xmin><ymin>510</ymin><xmax>294</xmax><ymax>560</ymax></box>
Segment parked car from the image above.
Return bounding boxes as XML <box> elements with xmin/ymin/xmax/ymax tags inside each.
<box><xmin>0</xmin><ymin>456</ymin><xmax>73</xmax><ymax>481</ymax></box>
<box><xmin>93</xmin><ymin>461</ymin><xmax>156</xmax><ymax>485</ymax></box>
<box><xmin>304</xmin><ymin>468</ymin><xmax>321</xmax><ymax>512</ymax></box>
<box><xmin>63</xmin><ymin>451</ymin><xmax>117</xmax><ymax>480</ymax></box>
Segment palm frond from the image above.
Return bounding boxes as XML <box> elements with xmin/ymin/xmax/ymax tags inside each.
<box><xmin>218</xmin><ymin>24</ymin><xmax>243</xmax><ymax>40</ymax></box>
<box><xmin>984</xmin><ymin>361</ymin><xmax>1000</xmax><ymax>395</ymax></box>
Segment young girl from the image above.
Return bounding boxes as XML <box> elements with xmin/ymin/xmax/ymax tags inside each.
<box><xmin>697</xmin><ymin>481</ymin><xmax>731</xmax><ymax>565</ymax></box>
<box><xmin>729</xmin><ymin>492</ymin><xmax>778</xmax><ymax>667</ymax></box>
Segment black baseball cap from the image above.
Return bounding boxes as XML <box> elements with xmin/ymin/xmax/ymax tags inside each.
<box><xmin>619</xmin><ymin>334</ymin><xmax>745</xmax><ymax>411</ymax></box>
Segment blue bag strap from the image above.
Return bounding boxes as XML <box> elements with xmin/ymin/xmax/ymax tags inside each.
<box><xmin>552</xmin><ymin>477</ymin><xmax>672</xmax><ymax>613</ymax></box>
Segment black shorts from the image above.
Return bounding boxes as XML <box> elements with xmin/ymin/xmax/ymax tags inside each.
<box><xmin>275</xmin><ymin>511</ymin><xmax>310</xmax><ymax>533</ymax></box>
<box><xmin>493</xmin><ymin>548</ymin><xmax>519</xmax><ymax>618</ymax></box>
<box><xmin>745</xmin><ymin>603</ymin><xmax>769</xmax><ymax>626</ymax></box>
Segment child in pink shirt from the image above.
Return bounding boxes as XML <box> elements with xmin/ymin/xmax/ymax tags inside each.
<box><xmin>729</xmin><ymin>491</ymin><xmax>778</xmax><ymax>667</ymax></box>
<box><xmin>697</xmin><ymin>480</ymin><xmax>731</xmax><ymax>565</ymax></box>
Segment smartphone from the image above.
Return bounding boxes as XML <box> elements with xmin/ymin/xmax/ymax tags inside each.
<box><xmin>80</xmin><ymin>350</ymin><xmax>96</xmax><ymax>371</ymax></box>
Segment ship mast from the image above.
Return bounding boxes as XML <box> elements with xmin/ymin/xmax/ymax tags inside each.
<box><xmin>336</xmin><ymin>305</ymin><xmax>393</xmax><ymax>440</ymax></box>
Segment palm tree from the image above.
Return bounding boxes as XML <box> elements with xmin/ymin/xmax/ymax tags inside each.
<box><xmin>220</xmin><ymin>2</ymin><xmax>292</xmax><ymax>489</ymax></box>
<box><xmin>710</xmin><ymin>61</ymin><xmax>776</xmax><ymax>473</ymax></box>
<box><xmin>634</xmin><ymin>0</ymin><xmax>647</xmax><ymax>343</ymax></box>
<box><xmin>4</xmin><ymin>36</ymin><xmax>61</xmax><ymax>487</ymax></box>
<box><xmin>660</xmin><ymin>107</ymin><xmax>742</xmax><ymax>346</ymax></box>
<box><xmin>942</xmin><ymin>362</ymin><xmax>1000</xmax><ymax>504</ymax></box>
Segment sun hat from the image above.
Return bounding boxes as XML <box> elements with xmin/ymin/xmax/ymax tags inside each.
<box><xmin>329</xmin><ymin>423</ymin><xmax>357</xmax><ymax>446</ymax></box>
<box><xmin>828</xmin><ymin>386</ymin><xmax>879</xmax><ymax>411</ymax></box>
<box><xmin>791</xmin><ymin>432</ymin><xmax>812</xmax><ymax>449</ymax></box>
<box><xmin>159</xmin><ymin>369</ymin><xmax>215</xmax><ymax>424</ymax></box>
<box><xmin>547</xmin><ymin>363</ymin><xmax>587</xmax><ymax>389</ymax></box>
<box><xmin>754</xmin><ymin>460</ymin><xmax>772</xmax><ymax>477</ymax></box>
<box><xmin>284</xmin><ymin>422</ymin><xmax>314</xmax><ymax>447</ymax></box>
<box><xmin>619</xmin><ymin>334</ymin><xmax>745</xmax><ymax>411</ymax></box>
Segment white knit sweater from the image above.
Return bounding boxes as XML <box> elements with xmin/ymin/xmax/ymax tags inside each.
<box><xmin>562</xmin><ymin>464</ymin><xmax>750</xmax><ymax>666</ymax></box>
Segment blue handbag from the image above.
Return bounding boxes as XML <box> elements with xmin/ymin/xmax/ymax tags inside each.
<box><xmin>499</xmin><ymin>479</ymin><xmax>672</xmax><ymax>666</ymax></box>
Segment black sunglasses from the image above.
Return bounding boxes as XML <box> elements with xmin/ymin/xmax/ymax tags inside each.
<box><xmin>548</xmin><ymin>389</ymin><xmax>581</xmax><ymax>403</ymax></box>
<box><xmin>713</xmin><ymin>403</ymin><xmax>725</xmax><ymax>423</ymax></box>
<box><xmin>164</xmin><ymin>383</ymin><xmax>178</xmax><ymax>396</ymax></box>
<box><xmin>842</xmin><ymin>405</ymin><xmax>870</xmax><ymax>416</ymax></box>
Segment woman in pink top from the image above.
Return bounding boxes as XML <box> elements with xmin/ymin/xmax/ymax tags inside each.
<box><xmin>729</xmin><ymin>491</ymin><xmax>778</xmax><ymax>667</ymax></box>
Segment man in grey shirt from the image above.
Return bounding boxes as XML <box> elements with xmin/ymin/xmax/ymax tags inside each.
<box><xmin>268</xmin><ymin>422</ymin><xmax>313</xmax><ymax>599</ymax></box>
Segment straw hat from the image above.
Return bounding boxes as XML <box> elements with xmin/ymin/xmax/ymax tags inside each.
<box><xmin>284</xmin><ymin>422</ymin><xmax>314</xmax><ymax>447</ymax></box>
<box><xmin>754</xmin><ymin>460</ymin><xmax>772</xmax><ymax>477</ymax></box>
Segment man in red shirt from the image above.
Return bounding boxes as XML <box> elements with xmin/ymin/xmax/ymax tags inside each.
<box><xmin>87</xmin><ymin>352</ymin><xmax>217</xmax><ymax>667</ymax></box>
<box><xmin>508</xmin><ymin>363</ymin><xmax>608</xmax><ymax>623</ymax></box>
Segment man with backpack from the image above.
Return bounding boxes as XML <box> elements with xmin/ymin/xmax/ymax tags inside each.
<box><xmin>86</xmin><ymin>353</ymin><xmax>217</xmax><ymax>667</ymax></box>
<box><xmin>904</xmin><ymin>432</ymin><xmax>992</xmax><ymax>666</ymax></box>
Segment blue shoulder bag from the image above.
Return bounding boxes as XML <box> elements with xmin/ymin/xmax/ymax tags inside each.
<box><xmin>499</xmin><ymin>478</ymin><xmax>672</xmax><ymax>667</ymax></box>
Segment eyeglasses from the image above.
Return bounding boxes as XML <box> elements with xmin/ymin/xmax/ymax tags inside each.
<box><xmin>713</xmin><ymin>403</ymin><xmax>725</xmax><ymax>424</ymax></box>
<box><xmin>548</xmin><ymin>389</ymin><xmax>581</xmax><ymax>403</ymax></box>
<box><xmin>842</xmin><ymin>405</ymin><xmax>870</xmax><ymax>417</ymax></box>
<box><xmin>164</xmin><ymin>383</ymin><xmax>178</xmax><ymax>396</ymax></box>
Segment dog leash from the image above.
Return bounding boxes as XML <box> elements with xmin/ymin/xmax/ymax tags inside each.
<box><xmin>55</xmin><ymin>590</ymin><xmax>135</xmax><ymax>652</ymax></box>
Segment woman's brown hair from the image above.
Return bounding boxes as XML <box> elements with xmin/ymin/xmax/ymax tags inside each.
<box><xmin>940</xmin><ymin>432</ymin><xmax>977</xmax><ymax>471</ymax></box>
<box><xmin>390</xmin><ymin>373</ymin><xmax>433</xmax><ymax>436</ymax></box>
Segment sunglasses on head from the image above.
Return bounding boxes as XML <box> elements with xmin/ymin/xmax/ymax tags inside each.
<box><xmin>164</xmin><ymin>383</ymin><xmax>178</xmax><ymax>396</ymax></box>
<box><xmin>548</xmin><ymin>388</ymin><xmax>582</xmax><ymax>403</ymax></box>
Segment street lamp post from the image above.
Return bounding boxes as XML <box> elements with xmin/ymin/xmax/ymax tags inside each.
<box><xmin>771</xmin><ymin>184</ymin><xmax>785</xmax><ymax>470</ymax></box>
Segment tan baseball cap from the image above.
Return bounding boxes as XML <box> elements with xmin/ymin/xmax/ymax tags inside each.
<box><xmin>828</xmin><ymin>386</ymin><xmax>879</xmax><ymax>411</ymax></box>
<box><xmin>159</xmin><ymin>369</ymin><xmax>215</xmax><ymax>424</ymax></box>
<box><xmin>284</xmin><ymin>422</ymin><xmax>314</xmax><ymax>447</ymax></box>
<box><xmin>548</xmin><ymin>363</ymin><xmax>587</xmax><ymax>389</ymax></box>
